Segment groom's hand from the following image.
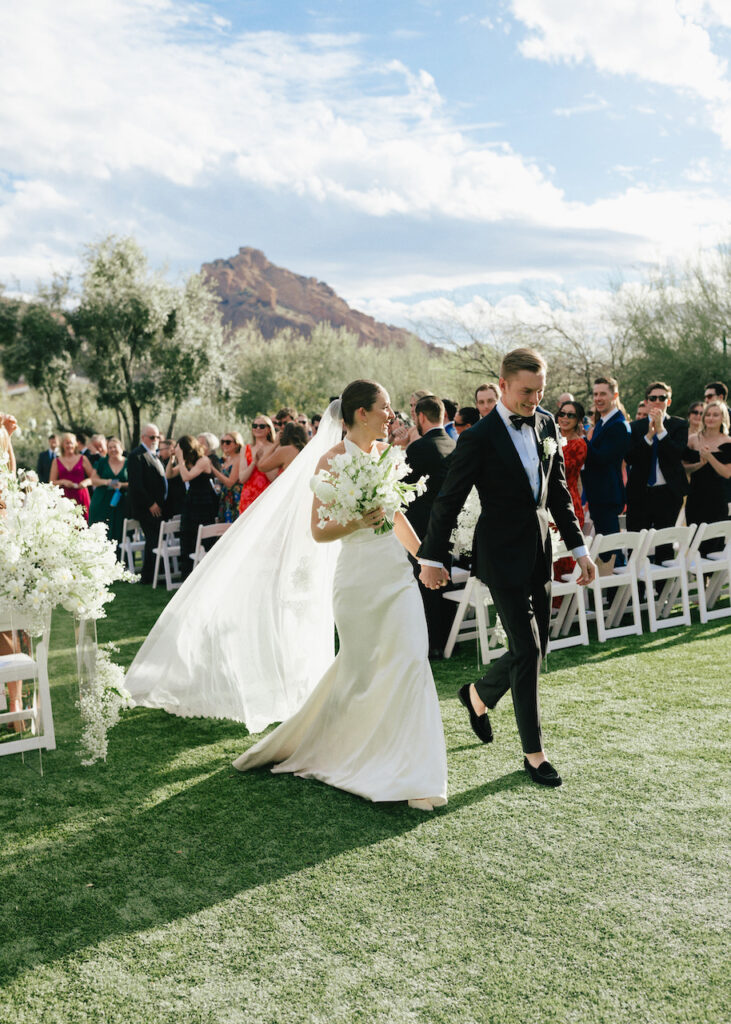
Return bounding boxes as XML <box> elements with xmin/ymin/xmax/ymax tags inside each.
<box><xmin>575</xmin><ymin>555</ymin><xmax>596</xmax><ymax>586</ymax></box>
<box><xmin>420</xmin><ymin>564</ymin><xmax>449</xmax><ymax>590</ymax></box>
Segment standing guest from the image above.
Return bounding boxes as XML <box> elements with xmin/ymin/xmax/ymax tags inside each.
<box><xmin>582</xmin><ymin>376</ymin><xmax>631</xmax><ymax>569</ymax></box>
<box><xmin>403</xmin><ymin>395</ymin><xmax>456</xmax><ymax>659</ymax></box>
<box><xmin>175</xmin><ymin>435</ymin><xmax>216</xmax><ymax>579</ymax></box>
<box><xmin>442</xmin><ymin>398</ymin><xmax>458</xmax><ymax>440</ymax></box>
<box><xmin>50</xmin><ymin>433</ymin><xmax>93</xmax><ymax>520</ymax></box>
<box><xmin>454</xmin><ymin>407</ymin><xmax>479</xmax><ymax>434</ymax></box>
<box><xmin>196</xmin><ymin>433</ymin><xmax>221</xmax><ymax>519</ymax></box>
<box><xmin>239</xmin><ymin>415</ymin><xmax>278</xmax><ymax>514</ymax></box>
<box><xmin>127</xmin><ymin>424</ymin><xmax>167</xmax><ymax>584</ymax></box>
<box><xmin>159</xmin><ymin>438</ymin><xmax>186</xmax><ymax>518</ymax></box>
<box><xmin>556</xmin><ymin>392</ymin><xmax>574</xmax><ymax>407</ymax></box>
<box><xmin>257</xmin><ymin>422</ymin><xmax>307</xmax><ymax>476</ymax></box>
<box><xmin>687</xmin><ymin>402</ymin><xmax>704</xmax><ymax>437</ymax></box>
<box><xmin>625</xmin><ymin>382</ymin><xmax>688</xmax><ymax>559</ymax></box>
<box><xmin>36</xmin><ymin>434</ymin><xmax>58</xmax><ymax>483</ymax></box>
<box><xmin>88</xmin><ymin>437</ymin><xmax>128</xmax><ymax>551</ymax></box>
<box><xmin>553</xmin><ymin>400</ymin><xmax>589</xmax><ymax>581</ymax></box>
<box><xmin>297</xmin><ymin>414</ymin><xmax>311</xmax><ymax>438</ymax></box>
<box><xmin>212</xmin><ymin>431</ymin><xmax>244</xmax><ymax>522</ymax></box>
<box><xmin>87</xmin><ymin>434</ymin><xmax>108</xmax><ymax>470</ymax></box>
<box><xmin>704</xmin><ymin>381</ymin><xmax>729</xmax><ymax>407</ymax></box>
<box><xmin>683</xmin><ymin>400</ymin><xmax>731</xmax><ymax>554</ymax></box>
<box><xmin>275</xmin><ymin>408</ymin><xmax>297</xmax><ymax>429</ymax></box>
<box><xmin>310</xmin><ymin>414</ymin><xmax>321</xmax><ymax>437</ymax></box>
<box><xmin>636</xmin><ymin>399</ymin><xmax>648</xmax><ymax>419</ymax></box>
<box><xmin>406</xmin><ymin>390</ymin><xmax>433</xmax><ymax>445</ymax></box>
<box><xmin>475</xmin><ymin>383</ymin><xmax>499</xmax><ymax>418</ymax></box>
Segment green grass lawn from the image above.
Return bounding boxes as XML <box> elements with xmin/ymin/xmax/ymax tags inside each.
<box><xmin>1</xmin><ymin>583</ymin><xmax>729</xmax><ymax>1024</ymax></box>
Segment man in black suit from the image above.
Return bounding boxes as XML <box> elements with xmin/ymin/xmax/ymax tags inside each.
<box><xmin>419</xmin><ymin>348</ymin><xmax>595</xmax><ymax>787</ymax></box>
<box><xmin>403</xmin><ymin>395</ymin><xmax>456</xmax><ymax>659</ymax></box>
<box><xmin>36</xmin><ymin>434</ymin><xmax>58</xmax><ymax>483</ymax></box>
<box><xmin>127</xmin><ymin>423</ymin><xmax>167</xmax><ymax>584</ymax></box>
<box><xmin>582</xmin><ymin>376</ymin><xmax>631</xmax><ymax>569</ymax></box>
<box><xmin>626</xmin><ymin>381</ymin><xmax>688</xmax><ymax>562</ymax></box>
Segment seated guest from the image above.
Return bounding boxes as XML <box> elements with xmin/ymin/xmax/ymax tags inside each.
<box><xmin>625</xmin><ymin>382</ymin><xmax>688</xmax><ymax>561</ymax></box>
<box><xmin>687</xmin><ymin>402</ymin><xmax>704</xmax><ymax>436</ymax></box>
<box><xmin>475</xmin><ymin>383</ymin><xmax>499</xmax><ymax>418</ymax></box>
<box><xmin>212</xmin><ymin>431</ymin><xmax>244</xmax><ymax>522</ymax></box>
<box><xmin>442</xmin><ymin>398</ymin><xmax>458</xmax><ymax>440</ymax></box>
<box><xmin>683</xmin><ymin>399</ymin><xmax>731</xmax><ymax>554</ymax></box>
<box><xmin>239</xmin><ymin>415</ymin><xmax>278</xmax><ymax>514</ymax></box>
<box><xmin>454</xmin><ymin>407</ymin><xmax>479</xmax><ymax>434</ymax></box>
<box><xmin>36</xmin><ymin>433</ymin><xmax>58</xmax><ymax>483</ymax></box>
<box><xmin>174</xmin><ymin>435</ymin><xmax>217</xmax><ymax>579</ymax></box>
<box><xmin>257</xmin><ymin>422</ymin><xmax>307</xmax><ymax>476</ymax></box>
<box><xmin>89</xmin><ymin>437</ymin><xmax>128</xmax><ymax>553</ymax></box>
<box><xmin>50</xmin><ymin>433</ymin><xmax>93</xmax><ymax>520</ymax></box>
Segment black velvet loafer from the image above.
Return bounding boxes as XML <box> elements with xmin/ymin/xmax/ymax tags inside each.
<box><xmin>523</xmin><ymin>757</ymin><xmax>562</xmax><ymax>787</ymax></box>
<box><xmin>458</xmin><ymin>684</ymin><xmax>493</xmax><ymax>744</ymax></box>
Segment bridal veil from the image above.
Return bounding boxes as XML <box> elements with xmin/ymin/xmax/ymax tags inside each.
<box><xmin>125</xmin><ymin>401</ymin><xmax>343</xmax><ymax>732</ymax></box>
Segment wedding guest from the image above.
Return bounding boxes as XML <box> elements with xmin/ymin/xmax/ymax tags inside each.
<box><xmin>257</xmin><ymin>422</ymin><xmax>307</xmax><ymax>476</ymax></box>
<box><xmin>582</xmin><ymin>376</ymin><xmax>631</xmax><ymax>569</ymax></box>
<box><xmin>704</xmin><ymin>381</ymin><xmax>729</xmax><ymax>407</ymax></box>
<box><xmin>88</xmin><ymin>437</ymin><xmax>128</xmax><ymax>552</ymax></box>
<box><xmin>687</xmin><ymin>402</ymin><xmax>704</xmax><ymax>436</ymax></box>
<box><xmin>296</xmin><ymin>414</ymin><xmax>311</xmax><ymax>438</ymax></box>
<box><xmin>554</xmin><ymin>400</ymin><xmax>588</xmax><ymax>581</ymax></box>
<box><xmin>402</xmin><ymin>390</ymin><xmax>433</xmax><ymax>446</ymax></box>
<box><xmin>454</xmin><ymin>407</ymin><xmax>479</xmax><ymax>434</ymax></box>
<box><xmin>212</xmin><ymin>430</ymin><xmax>244</xmax><ymax>522</ymax></box>
<box><xmin>682</xmin><ymin>399</ymin><xmax>731</xmax><ymax>554</ymax></box>
<box><xmin>88</xmin><ymin>434</ymin><xmax>108</xmax><ymax>469</ymax></box>
<box><xmin>196</xmin><ymin>433</ymin><xmax>221</xmax><ymax>519</ymax></box>
<box><xmin>636</xmin><ymin>399</ymin><xmax>648</xmax><ymax>419</ymax></box>
<box><xmin>239</xmin><ymin>415</ymin><xmax>278</xmax><ymax>514</ymax></box>
<box><xmin>175</xmin><ymin>435</ymin><xmax>217</xmax><ymax>579</ymax></box>
<box><xmin>0</xmin><ymin>413</ymin><xmax>17</xmax><ymax>479</ymax></box>
<box><xmin>625</xmin><ymin>382</ymin><xmax>688</xmax><ymax>562</ymax></box>
<box><xmin>159</xmin><ymin>438</ymin><xmax>185</xmax><ymax>518</ymax></box>
<box><xmin>0</xmin><ymin>414</ymin><xmax>23</xmax><ymax>732</ymax></box>
<box><xmin>127</xmin><ymin>424</ymin><xmax>167</xmax><ymax>584</ymax></box>
<box><xmin>36</xmin><ymin>434</ymin><xmax>58</xmax><ymax>483</ymax></box>
<box><xmin>556</xmin><ymin>391</ymin><xmax>574</xmax><ymax>407</ymax></box>
<box><xmin>50</xmin><ymin>433</ymin><xmax>93</xmax><ymax>520</ymax></box>
<box><xmin>274</xmin><ymin>408</ymin><xmax>297</xmax><ymax>430</ymax></box>
<box><xmin>310</xmin><ymin>414</ymin><xmax>322</xmax><ymax>437</ymax></box>
<box><xmin>475</xmin><ymin>383</ymin><xmax>499</xmax><ymax>418</ymax></box>
<box><xmin>403</xmin><ymin>396</ymin><xmax>456</xmax><ymax>659</ymax></box>
<box><xmin>442</xmin><ymin>398</ymin><xmax>458</xmax><ymax>440</ymax></box>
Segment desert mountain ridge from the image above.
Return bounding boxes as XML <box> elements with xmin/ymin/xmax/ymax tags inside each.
<box><xmin>201</xmin><ymin>247</ymin><xmax>421</xmax><ymax>347</ymax></box>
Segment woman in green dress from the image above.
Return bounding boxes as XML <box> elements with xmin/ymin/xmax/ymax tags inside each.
<box><xmin>89</xmin><ymin>437</ymin><xmax>129</xmax><ymax>553</ymax></box>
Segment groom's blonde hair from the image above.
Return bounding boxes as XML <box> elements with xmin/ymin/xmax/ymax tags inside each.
<box><xmin>500</xmin><ymin>348</ymin><xmax>547</xmax><ymax>380</ymax></box>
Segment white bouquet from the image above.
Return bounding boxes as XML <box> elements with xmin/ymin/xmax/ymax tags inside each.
<box><xmin>310</xmin><ymin>444</ymin><xmax>427</xmax><ymax>534</ymax></box>
<box><xmin>451</xmin><ymin>487</ymin><xmax>480</xmax><ymax>559</ymax></box>
<box><xmin>78</xmin><ymin>643</ymin><xmax>135</xmax><ymax>765</ymax></box>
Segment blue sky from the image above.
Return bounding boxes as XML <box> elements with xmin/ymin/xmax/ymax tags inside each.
<box><xmin>2</xmin><ymin>1</ymin><xmax>731</xmax><ymax>329</ymax></box>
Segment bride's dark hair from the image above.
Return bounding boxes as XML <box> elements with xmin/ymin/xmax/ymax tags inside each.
<box><xmin>341</xmin><ymin>379</ymin><xmax>383</xmax><ymax>427</ymax></box>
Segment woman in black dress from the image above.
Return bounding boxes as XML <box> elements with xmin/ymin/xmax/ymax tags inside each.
<box><xmin>174</xmin><ymin>435</ymin><xmax>217</xmax><ymax>579</ymax></box>
<box><xmin>682</xmin><ymin>400</ymin><xmax>731</xmax><ymax>554</ymax></box>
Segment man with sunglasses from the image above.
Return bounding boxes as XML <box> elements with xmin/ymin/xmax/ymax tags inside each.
<box><xmin>625</xmin><ymin>381</ymin><xmax>688</xmax><ymax>560</ymax></box>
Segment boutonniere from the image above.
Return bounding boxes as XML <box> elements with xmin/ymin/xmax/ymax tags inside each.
<box><xmin>542</xmin><ymin>437</ymin><xmax>558</xmax><ymax>459</ymax></box>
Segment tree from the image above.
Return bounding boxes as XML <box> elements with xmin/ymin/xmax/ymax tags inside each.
<box><xmin>69</xmin><ymin>237</ymin><xmax>225</xmax><ymax>445</ymax></box>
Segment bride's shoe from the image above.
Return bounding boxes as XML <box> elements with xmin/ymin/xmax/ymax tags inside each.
<box><xmin>408</xmin><ymin>798</ymin><xmax>435</xmax><ymax>811</ymax></box>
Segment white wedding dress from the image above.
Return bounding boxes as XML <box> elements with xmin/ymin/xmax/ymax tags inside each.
<box><xmin>233</xmin><ymin>439</ymin><xmax>447</xmax><ymax>808</ymax></box>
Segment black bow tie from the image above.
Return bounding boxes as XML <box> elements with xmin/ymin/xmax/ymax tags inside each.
<box><xmin>509</xmin><ymin>413</ymin><xmax>536</xmax><ymax>431</ymax></box>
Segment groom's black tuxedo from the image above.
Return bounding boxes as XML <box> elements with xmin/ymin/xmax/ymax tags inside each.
<box><xmin>419</xmin><ymin>405</ymin><xmax>584</xmax><ymax>753</ymax></box>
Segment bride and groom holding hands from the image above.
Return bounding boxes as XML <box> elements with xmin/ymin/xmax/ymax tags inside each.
<box><xmin>126</xmin><ymin>347</ymin><xmax>596</xmax><ymax>809</ymax></box>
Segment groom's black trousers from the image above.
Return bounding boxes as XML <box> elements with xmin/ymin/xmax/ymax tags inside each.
<box><xmin>474</xmin><ymin>540</ymin><xmax>551</xmax><ymax>754</ymax></box>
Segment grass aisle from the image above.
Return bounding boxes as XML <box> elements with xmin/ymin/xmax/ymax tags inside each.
<box><xmin>1</xmin><ymin>583</ymin><xmax>729</xmax><ymax>1024</ymax></box>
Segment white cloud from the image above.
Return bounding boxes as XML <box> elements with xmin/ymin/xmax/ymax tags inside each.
<box><xmin>512</xmin><ymin>0</ymin><xmax>731</xmax><ymax>143</ymax></box>
<box><xmin>553</xmin><ymin>93</ymin><xmax>610</xmax><ymax>117</ymax></box>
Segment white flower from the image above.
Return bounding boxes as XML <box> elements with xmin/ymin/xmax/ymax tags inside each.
<box><xmin>542</xmin><ymin>437</ymin><xmax>558</xmax><ymax>459</ymax></box>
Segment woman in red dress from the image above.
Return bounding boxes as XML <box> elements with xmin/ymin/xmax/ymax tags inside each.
<box><xmin>554</xmin><ymin>400</ymin><xmax>588</xmax><ymax>581</ymax></box>
<box><xmin>238</xmin><ymin>415</ymin><xmax>279</xmax><ymax>514</ymax></box>
<box><xmin>50</xmin><ymin>433</ymin><xmax>93</xmax><ymax>520</ymax></box>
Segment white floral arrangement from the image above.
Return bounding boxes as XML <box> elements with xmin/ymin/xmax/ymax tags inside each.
<box><xmin>0</xmin><ymin>450</ymin><xmax>134</xmax><ymax>633</ymax></box>
<box><xmin>451</xmin><ymin>487</ymin><xmax>480</xmax><ymax>559</ymax></box>
<box><xmin>310</xmin><ymin>444</ymin><xmax>427</xmax><ymax>534</ymax></box>
<box><xmin>77</xmin><ymin>643</ymin><xmax>134</xmax><ymax>765</ymax></box>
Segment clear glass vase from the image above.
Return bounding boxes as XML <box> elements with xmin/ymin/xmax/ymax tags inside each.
<box><xmin>74</xmin><ymin>616</ymin><xmax>98</xmax><ymax>699</ymax></box>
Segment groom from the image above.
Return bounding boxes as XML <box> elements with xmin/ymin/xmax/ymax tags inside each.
<box><xmin>419</xmin><ymin>348</ymin><xmax>596</xmax><ymax>787</ymax></box>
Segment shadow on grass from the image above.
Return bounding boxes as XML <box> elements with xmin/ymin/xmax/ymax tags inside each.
<box><xmin>1</xmin><ymin>702</ymin><xmax>522</xmax><ymax>981</ymax></box>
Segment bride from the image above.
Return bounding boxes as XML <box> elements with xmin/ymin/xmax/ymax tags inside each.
<box><xmin>125</xmin><ymin>380</ymin><xmax>446</xmax><ymax>809</ymax></box>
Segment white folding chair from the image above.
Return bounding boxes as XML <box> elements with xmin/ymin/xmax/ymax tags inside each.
<box><xmin>0</xmin><ymin>610</ymin><xmax>55</xmax><ymax>771</ymax></box>
<box><xmin>152</xmin><ymin>518</ymin><xmax>182</xmax><ymax>591</ymax></box>
<box><xmin>548</xmin><ymin>540</ymin><xmax>590</xmax><ymax>651</ymax></box>
<box><xmin>443</xmin><ymin>576</ymin><xmax>507</xmax><ymax>664</ymax></box>
<box><xmin>686</xmin><ymin>521</ymin><xmax>731</xmax><ymax>623</ymax></box>
<box><xmin>588</xmin><ymin>531</ymin><xmax>647</xmax><ymax>642</ymax></box>
<box><xmin>638</xmin><ymin>525</ymin><xmax>695</xmax><ymax>632</ymax></box>
<box><xmin>190</xmin><ymin>522</ymin><xmax>230</xmax><ymax>568</ymax></box>
<box><xmin>120</xmin><ymin>517</ymin><xmax>146</xmax><ymax>574</ymax></box>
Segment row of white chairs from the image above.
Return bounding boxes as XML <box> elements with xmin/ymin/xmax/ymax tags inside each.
<box><xmin>121</xmin><ymin>517</ymin><xmax>230</xmax><ymax>590</ymax></box>
<box><xmin>443</xmin><ymin>519</ymin><xmax>731</xmax><ymax>664</ymax></box>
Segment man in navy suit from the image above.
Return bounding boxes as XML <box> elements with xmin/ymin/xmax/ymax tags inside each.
<box><xmin>35</xmin><ymin>434</ymin><xmax>58</xmax><ymax>483</ymax></box>
<box><xmin>582</xmin><ymin>376</ymin><xmax>631</xmax><ymax>567</ymax></box>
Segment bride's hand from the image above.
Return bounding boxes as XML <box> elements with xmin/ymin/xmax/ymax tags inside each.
<box><xmin>357</xmin><ymin>506</ymin><xmax>385</xmax><ymax>531</ymax></box>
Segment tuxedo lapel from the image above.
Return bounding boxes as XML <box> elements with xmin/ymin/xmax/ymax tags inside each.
<box><xmin>535</xmin><ymin>414</ymin><xmax>553</xmax><ymax>506</ymax></box>
<box><xmin>489</xmin><ymin>411</ymin><xmax>538</xmax><ymax>504</ymax></box>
